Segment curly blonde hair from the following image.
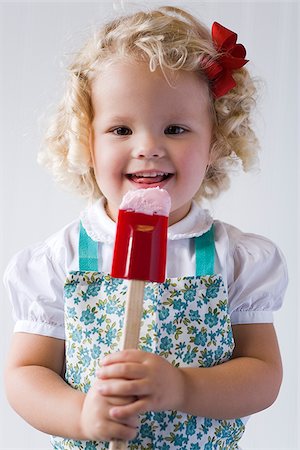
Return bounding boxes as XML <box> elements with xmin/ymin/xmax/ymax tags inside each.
<box><xmin>38</xmin><ymin>6</ymin><xmax>259</xmax><ymax>202</ymax></box>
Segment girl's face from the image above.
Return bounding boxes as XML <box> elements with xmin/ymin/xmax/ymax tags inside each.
<box><xmin>90</xmin><ymin>60</ymin><xmax>212</xmax><ymax>225</ymax></box>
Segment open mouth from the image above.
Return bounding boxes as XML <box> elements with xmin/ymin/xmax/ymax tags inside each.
<box><xmin>126</xmin><ymin>171</ymin><xmax>173</xmax><ymax>184</ymax></box>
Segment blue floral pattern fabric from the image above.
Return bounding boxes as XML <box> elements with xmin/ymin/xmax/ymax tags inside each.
<box><xmin>51</xmin><ymin>269</ymin><xmax>245</xmax><ymax>449</ymax></box>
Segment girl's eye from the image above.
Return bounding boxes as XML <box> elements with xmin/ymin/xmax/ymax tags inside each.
<box><xmin>112</xmin><ymin>127</ymin><xmax>132</xmax><ymax>136</ymax></box>
<box><xmin>165</xmin><ymin>125</ymin><xmax>186</xmax><ymax>135</ymax></box>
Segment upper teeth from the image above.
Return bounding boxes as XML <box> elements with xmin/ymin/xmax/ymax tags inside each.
<box><xmin>132</xmin><ymin>172</ymin><xmax>168</xmax><ymax>177</ymax></box>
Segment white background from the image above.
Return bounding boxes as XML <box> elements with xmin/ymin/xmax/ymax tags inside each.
<box><xmin>0</xmin><ymin>1</ymin><xmax>298</xmax><ymax>449</ymax></box>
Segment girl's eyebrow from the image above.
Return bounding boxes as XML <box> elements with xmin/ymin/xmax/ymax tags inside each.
<box><xmin>92</xmin><ymin>115</ymin><xmax>130</xmax><ymax>127</ymax></box>
<box><xmin>104</xmin><ymin>114</ymin><xmax>133</xmax><ymax>123</ymax></box>
<box><xmin>107</xmin><ymin>115</ymin><xmax>129</xmax><ymax>122</ymax></box>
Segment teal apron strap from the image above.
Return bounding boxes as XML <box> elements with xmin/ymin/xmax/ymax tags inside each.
<box><xmin>79</xmin><ymin>221</ymin><xmax>99</xmax><ymax>271</ymax></box>
<box><xmin>195</xmin><ymin>224</ymin><xmax>215</xmax><ymax>276</ymax></box>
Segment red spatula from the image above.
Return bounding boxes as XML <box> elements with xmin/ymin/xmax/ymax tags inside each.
<box><xmin>109</xmin><ymin>187</ymin><xmax>171</xmax><ymax>450</ymax></box>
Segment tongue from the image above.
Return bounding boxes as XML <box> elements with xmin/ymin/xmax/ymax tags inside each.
<box><xmin>132</xmin><ymin>175</ymin><xmax>165</xmax><ymax>184</ymax></box>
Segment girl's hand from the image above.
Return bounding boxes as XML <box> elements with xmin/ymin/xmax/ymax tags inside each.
<box><xmin>97</xmin><ymin>349</ymin><xmax>185</xmax><ymax>421</ymax></box>
<box><xmin>80</xmin><ymin>377</ymin><xmax>139</xmax><ymax>442</ymax></box>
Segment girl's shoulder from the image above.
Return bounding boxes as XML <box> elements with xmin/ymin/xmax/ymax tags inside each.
<box><xmin>213</xmin><ymin>220</ymin><xmax>288</xmax><ymax>323</ymax></box>
<box><xmin>4</xmin><ymin>218</ymin><xmax>81</xmax><ymax>283</ymax></box>
<box><xmin>213</xmin><ymin>219</ymin><xmax>284</xmax><ymax>259</ymax></box>
<box><xmin>3</xmin><ymin>218</ymin><xmax>82</xmax><ymax>339</ymax></box>
<box><xmin>214</xmin><ymin>218</ymin><xmax>288</xmax><ymax>285</ymax></box>
<box><xmin>3</xmin><ymin>197</ymin><xmax>114</xmax><ymax>281</ymax></box>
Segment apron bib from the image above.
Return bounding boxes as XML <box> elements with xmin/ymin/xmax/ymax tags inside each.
<box><xmin>51</xmin><ymin>223</ymin><xmax>245</xmax><ymax>449</ymax></box>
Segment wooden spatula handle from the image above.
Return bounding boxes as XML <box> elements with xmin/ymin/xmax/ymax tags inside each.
<box><xmin>108</xmin><ymin>279</ymin><xmax>145</xmax><ymax>450</ymax></box>
<box><xmin>109</xmin><ymin>440</ymin><xmax>128</xmax><ymax>450</ymax></box>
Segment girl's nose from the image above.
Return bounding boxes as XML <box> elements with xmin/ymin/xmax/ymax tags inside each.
<box><xmin>132</xmin><ymin>134</ymin><xmax>166</xmax><ymax>159</ymax></box>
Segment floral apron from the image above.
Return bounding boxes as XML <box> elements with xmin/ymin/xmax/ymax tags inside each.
<box><xmin>51</xmin><ymin>223</ymin><xmax>245</xmax><ymax>450</ymax></box>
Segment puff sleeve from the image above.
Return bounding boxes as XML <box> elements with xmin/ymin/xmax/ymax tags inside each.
<box><xmin>228</xmin><ymin>232</ymin><xmax>288</xmax><ymax>325</ymax></box>
<box><xmin>3</xmin><ymin>242</ymin><xmax>67</xmax><ymax>339</ymax></box>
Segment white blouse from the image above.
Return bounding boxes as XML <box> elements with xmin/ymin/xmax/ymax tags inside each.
<box><xmin>3</xmin><ymin>199</ymin><xmax>288</xmax><ymax>340</ymax></box>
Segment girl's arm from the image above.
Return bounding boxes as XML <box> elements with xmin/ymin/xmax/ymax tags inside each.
<box><xmin>98</xmin><ymin>323</ymin><xmax>282</xmax><ymax>420</ymax></box>
<box><xmin>5</xmin><ymin>333</ymin><xmax>138</xmax><ymax>441</ymax></box>
<box><xmin>179</xmin><ymin>323</ymin><xmax>283</xmax><ymax>418</ymax></box>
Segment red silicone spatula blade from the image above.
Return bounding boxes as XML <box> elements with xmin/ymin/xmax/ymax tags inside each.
<box><xmin>111</xmin><ymin>210</ymin><xmax>168</xmax><ymax>282</ymax></box>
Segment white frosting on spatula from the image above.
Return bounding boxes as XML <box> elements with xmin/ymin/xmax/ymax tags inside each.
<box><xmin>120</xmin><ymin>187</ymin><xmax>171</xmax><ymax>217</ymax></box>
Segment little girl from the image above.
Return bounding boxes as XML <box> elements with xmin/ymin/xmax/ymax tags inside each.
<box><xmin>4</xmin><ymin>6</ymin><xmax>288</xmax><ymax>449</ymax></box>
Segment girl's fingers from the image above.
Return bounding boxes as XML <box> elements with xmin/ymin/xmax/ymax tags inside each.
<box><xmin>107</xmin><ymin>395</ymin><xmax>137</xmax><ymax>406</ymax></box>
<box><xmin>106</xmin><ymin>399</ymin><xmax>140</xmax><ymax>428</ymax></box>
<box><xmin>99</xmin><ymin>378</ymin><xmax>147</xmax><ymax>397</ymax></box>
<box><xmin>116</xmin><ymin>412</ymin><xmax>140</xmax><ymax>429</ymax></box>
<box><xmin>101</xmin><ymin>349</ymin><xmax>145</xmax><ymax>366</ymax></box>
<box><xmin>109</xmin><ymin>398</ymin><xmax>149</xmax><ymax>420</ymax></box>
<box><xmin>103</xmin><ymin>420</ymin><xmax>138</xmax><ymax>442</ymax></box>
<box><xmin>97</xmin><ymin>362</ymin><xmax>145</xmax><ymax>380</ymax></box>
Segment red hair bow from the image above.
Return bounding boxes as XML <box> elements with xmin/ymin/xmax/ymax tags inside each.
<box><xmin>204</xmin><ymin>22</ymin><xmax>249</xmax><ymax>98</ymax></box>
